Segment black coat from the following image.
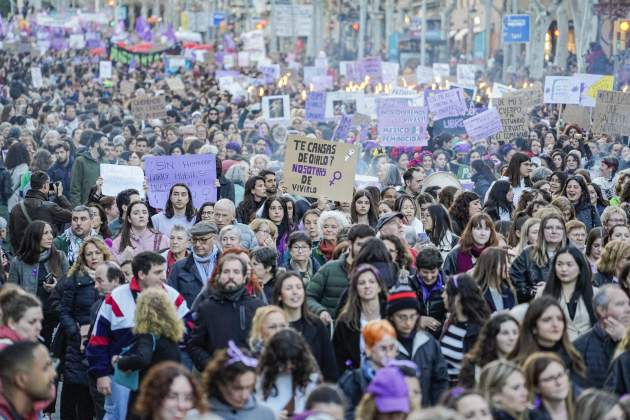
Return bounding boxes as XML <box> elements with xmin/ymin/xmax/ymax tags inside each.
<box><xmin>291</xmin><ymin>317</ymin><xmax>338</xmax><ymax>381</ymax></box>
<box><xmin>59</xmin><ymin>273</ymin><xmax>99</xmax><ymax>385</ymax></box>
<box><xmin>573</xmin><ymin>323</ymin><xmax>618</xmax><ymax>389</ymax></box>
<box><xmin>510</xmin><ymin>246</ymin><xmax>553</xmax><ymax>303</ymax></box>
<box><xmin>168</xmin><ymin>253</ymin><xmax>216</xmax><ymax>308</ymax></box>
<box><xmin>606</xmin><ymin>350</ymin><xmax>630</xmax><ymax>396</ymax></box>
<box><xmin>408</xmin><ymin>272</ymin><xmax>447</xmax><ymax>339</ymax></box>
<box><xmin>338</xmin><ymin>368</ymin><xmax>369</xmax><ymax>420</ymax></box>
<box><xmin>187</xmin><ymin>287</ymin><xmax>264</xmax><ymax>370</ymax></box>
<box><xmin>592</xmin><ymin>271</ymin><xmax>614</xmax><ymax>287</ymax></box>
<box><xmin>574</xmin><ymin>201</ymin><xmax>601</xmax><ymax>231</ymax></box>
<box><xmin>117</xmin><ymin>333</ymin><xmax>181</xmax><ymax>382</ymax></box>
<box><xmin>483</xmin><ymin>285</ymin><xmax>516</xmax><ymax>312</ymax></box>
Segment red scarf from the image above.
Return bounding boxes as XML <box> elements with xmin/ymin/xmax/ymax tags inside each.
<box><xmin>319</xmin><ymin>239</ymin><xmax>337</xmax><ymax>262</ymax></box>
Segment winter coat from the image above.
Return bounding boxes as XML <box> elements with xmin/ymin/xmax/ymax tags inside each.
<box><xmin>8</xmin><ymin>252</ymin><xmax>69</xmax><ymax>297</ymax></box>
<box><xmin>48</xmin><ymin>158</ymin><xmax>74</xmax><ymax>199</ymax></box>
<box><xmin>606</xmin><ymin>350</ymin><xmax>630</xmax><ymax>396</ymax></box>
<box><xmin>69</xmin><ymin>151</ymin><xmax>100</xmax><ymax>206</ymax></box>
<box><xmin>187</xmin><ymin>287</ymin><xmax>264</xmax><ymax>370</ymax></box>
<box><xmin>7</xmin><ymin>163</ymin><xmax>28</xmax><ymax>211</ymax></box>
<box><xmin>510</xmin><ymin>246</ymin><xmax>553</xmax><ymax>303</ymax></box>
<box><xmin>116</xmin><ymin>333</ymin><xmax>181</xmax><ymax>383</ymax></box>
<box><xmin>574</xmin><ymin>201</ymin><xmax>602</xmax><ymax>231</ymax></box>
<box><xmin>407</xmin><ymin>271</ymin><xmax>447</xmax><ymax>339</ymax></box>
<box><xmin>573</xmin><ymin>323</ymin><xmax>618</xmax><ymax>389</ymax></box>
<box><xmin>291</xmin><ymin>317</ymin><xmax>338</xmax><ymax>381</ymax></box>
<box><xmin>168</xmin><ymin>251</ymin><xmax>219</xmax><ymax>308</ymax></box>
<box><xmin>8</xmin><ymin>189</ymin><xmax>73</xmax><ymax>251</ymax></box>
<box><xmin>483</xmin><ymin>285</ymin><xmax>517</xmax><ymax>312</ymax></box>
<box><xmin>397</xmin><ymin>330</ymin><xmax>450</xmax><ymax>406</ymax></box>
<box><xmin>337</xmin><ymin>367</ymin><xmax>370</xmax><ymax>420</ymax></box>
<box><xmin>111</xmin><ymin>228</ymin><xmax>169</xmax><ymax>263</ymax></box>
<box><xmin>208</xmin><ymin>397</ymin><xmax>275</xmax><ymax>420</ymax></box>
<box><xmin>306</xmin><ymin>253</ymin><xmax>350</xmax><ymax>318</ymax></box>
<box><xmin>59</xmin><ymin>272</ymin><xmax>99</xmax><ymax>385</ymax></box>
<box><xmin>472</xmin><ymin>174</ymin><xmax>493</xmax><ymax>205</ymax></box>
<box><xmin>218</xmin><ymin>175</ymin><xmax>236</xmax><ymax>203</ymax></box>
<box><xmin>0</xmin><ymin>325</ymin><xmax>22</xmax><ymax>350</ymax></box>
<box><xmin>592</xmin><ymin>271</ymin><xmax>614</xmax><ymax>287</ymax></box>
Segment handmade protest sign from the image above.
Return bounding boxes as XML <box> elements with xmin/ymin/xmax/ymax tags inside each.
<box><xmin>490</xmin><ymin>82</ymin><xmax>515</xmax><ymax>98</ymax></box>
<box><xmin>493</xmin><ymin>96</ymin><xmax>529</xmax><ymax>143</ymax></box>
<box><xmin>262</xmin><ymin>95</ymin><xmax>290</xmax><ymax>121</ymax></box>
<box><xmin>432</xmin><ymin>63</ymin><xmax>450</xmax><ymax>79</ymax></box>
<box><xmin>592</xmin><ymin>90</ymin><xmax>630</xmax><ymax>136</ymax></box>
<box><xmin>464</xmin><ymin>108</ymin><xmax>503</xmax><ymax>141</ymax></box>
<box><xmin>325</xmin><ymin>91</ymin><xmax>366</xmax><ymax>118</ymax></box>
<box><xmin>166</xmin><ymin>77</ymin><xmax>185</xmax><ymax>92</ymax></box>
<box><xmin>456</xmin><ymin>64</ymin><xmax>478</xmax><ymax>86</ymax></box>
<box><xmin>574</xmin><ymin>73</ymin><xmax>614</xmax><ymax>107</ymax></box>
<box><xmin>283</xmin><ymin>135</ymin><xmax>358</xmax><ymax>202</ymax></box>
<box><xmin>31</xmin><ymin>67</ymin><xmax>43</xmax><ymax>88</ymax></box>
<box><xmin>145</xmin><ymin>154</ymin><xmax>217</xmax><ymax>208</ymax></box>
<box><xmin>131</xmin><ymin>96</ymin><xmax>167</xmax><ymax>120</ymax></box>
<box><xmin>377</xmin><ymin>97</ymin><xmax>428</xmax><ymax>147</ymax></box>
<box><xmin>415</xmin><ymin>66</ymin><xmax>434</xmax><ymax>84</ymax></box>
<box><xmin>427</xmin><ymin>88</ymin><xmax>468</xmax><ymax>120</ymax></box>
<box><xmin>360</xmin><ymin>57</ymin><xmax>383</xmax><ymax>83</ymax></box>
<box><xmin>99</xmin><ymin>61</ymin><xmax>112</xmax><ymax>79</ymax></box>
<box><xmin>562</xmin><ymin>105</ymin><xmax>591</xmax><ymax>129</ymax></box>
<box><xmin>101</xmin><ymin>164</ymin><xmax>145</xmax><ymax>198</ymax></box>
<box><xmin>381</xmin><ymin>62</ymin><xmax>400</xmax><ymax>85</ymax></box>
<box><xmin>120</xmin><ymin>80</ymin><xmax>135</xmax><ymax>96</ymax></box>
<box><xmin>543</xmin><ymin>76</ymin><xmax>581</xmax><ymax>104</ymax></box>
<box><xmin>305</xmin><ymin>92</ymin><xmax>326</xmax><ymax>121</ymax></box>
<box><xmin>332</xmin><ymin>115</ymin><xmax>353</xmax><ymax>141</ymax></box>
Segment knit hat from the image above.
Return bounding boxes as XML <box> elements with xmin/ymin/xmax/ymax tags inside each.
<box><xmin>367</xmin><ymin>367</ymin><xmax>410</xmax><ymax>413</ymax></box>
<box><xmin>386</xmin><ymin>285</ymin><xmax>420</xmax><ymax>317</ymax></box>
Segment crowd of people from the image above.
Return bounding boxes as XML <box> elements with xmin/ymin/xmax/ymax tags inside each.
<box><xmin>0</xmin><ymin>22</ymin><xmax>630</xmax><ymax>420</ymax></box>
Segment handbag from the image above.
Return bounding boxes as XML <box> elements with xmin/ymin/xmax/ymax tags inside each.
<box><xmin>113</xmin><ymin>334</ymin><xmax>156</xmax><ymax>391</ymax></box>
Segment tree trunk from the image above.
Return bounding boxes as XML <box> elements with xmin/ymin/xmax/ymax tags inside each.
<box><xmin>555</xmin><ymin>2</ymin><xmax>569</xmax><ymax>70</ymax></box>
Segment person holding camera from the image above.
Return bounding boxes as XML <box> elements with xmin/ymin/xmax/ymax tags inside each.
<box><xmin>8</xmin><ymin>170</ymin><xmax>73</xmax><ymax>252</ymax></box>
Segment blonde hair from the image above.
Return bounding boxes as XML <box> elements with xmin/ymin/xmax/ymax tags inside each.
<box><xmin>516</xmin><ymin>217</ymin><xmax>540</xmax><ymax>254</ymax></box>
<box><xmin>133</xmin><ymin>288</ymin><xmax>184</xmax><ymax>343</ymax></box>
<box><xmin>68</xmin><ymin>237</ymin><xmax>113</xmax><ymax>277</ymax></box>
<box><xmin>248</xmin><ymin>305</ymin><xmax>287</xmax><ymax>350</ymax></box>
<box><xmin>249</xmin><ymin>218</ymin><xmax>278</xmax><ymax>240</ymax></box>
<box><xmin>477</xmin><ymin>360</ymin><xmax>526</xmax><ymax>420</ymax></box>
<box><xmin>597</xmin><ymin>240</ymin><xmax>630</xmax><ymax>276</ymax></box>
<box><xmin>355</xmin><ymin>394</ymin><xmax>378</xmax><ymax>420</ymax></box>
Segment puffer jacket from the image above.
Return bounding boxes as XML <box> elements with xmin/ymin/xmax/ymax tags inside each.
<box><xmin>509</xmin><ymin>246</ymin><xmax>553</xmax><ymax>303</ymax></box>
<box><xmin>59</xmin><ymin>272</ymin><xmax>99</xmax><ymax>385</ymax></box>
<box><xmin>306</xmin><ymin>253</ymin><xmax>350</xmax><ymax>318</ymax></box>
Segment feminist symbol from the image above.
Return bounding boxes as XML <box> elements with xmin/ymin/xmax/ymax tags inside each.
<box><xmin>329</xmin><ymin>171</ymin><xmax>342</xmax><ymax>186</ymax></box>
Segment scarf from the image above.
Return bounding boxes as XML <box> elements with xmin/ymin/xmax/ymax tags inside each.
<box><xmin>193</xmin><ymin>249</ymin><xmax>216</xmax><ymax>282</ymax></box>
<box><xmin>419</xmin><ymin>274</ymin><xmax>443</xmax><ymax>304</ymax></box>
<box><xmin>60</xmin><ymin>227</ymin><xmax>94</xmax><ymax>264</ymax></box>
<box><xmin>456</xmin><ymin>245</ymin><xmax>486</xmax><ymax>273</ymax></box>
<box><xmin>318</xmin><ymin>239</ymin><xmax>336</xmax><ymax>262</ymax></box>
<box><xmin>39</xmin><ymin>249</ymin><xmax>51</xmax><ymax>262</ymax></box>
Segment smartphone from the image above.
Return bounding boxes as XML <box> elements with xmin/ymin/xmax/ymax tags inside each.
<box><xmin>48</xmin><ymin>182</ymin><xmax>56</xmax><ymax>190</ymax></box>
<box><xmin>44</xmin><ymin>273</ymin><xmax>55</xmax><ymax>285</ymax></box>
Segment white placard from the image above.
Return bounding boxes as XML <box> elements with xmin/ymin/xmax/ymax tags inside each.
<box><xmin>99</xmin><ymin>61</ymin><xmax>112</xmax><ymax>79</ymax></box>
<box><xmin>432</xmin><ymin>63</ymin><xmax>450</xmax><ymax>79</ymax></box>
<box><xmin>416</xmin><ymin>66</ymin><xmax>434</xmax><ymax>84</ymax></box>
<box><xmin>262</xmin><ymin>95</ymin><xmax>291</xmax><ymax>121</ymax></box>
<box><xmin>101</xmin><ymin>164</ymin><xmax>145</xmax><ymax>198</ymax></box>
<box><xmin>456</xmin><ymin>64</ymin><xmax>478</xmax><ymax>87</ymax></box>
<box><xmin>325</xmin><ymin>91</ymin><xmax>367</xmax><ymax>118</ymax></box>
<box><xmin>31</xmin><ymin>67</ymin><xmax>43</xmax><ymax>88</ymax></box>
<box><xmin>543</xmin><ymin>76</ymin><xmax>581</xmax><ymax>104</ymax></box>
<box><xmin>381</xmin><ymin>62</ymin><xmax>400</xmax><ymax>85</ymax></box>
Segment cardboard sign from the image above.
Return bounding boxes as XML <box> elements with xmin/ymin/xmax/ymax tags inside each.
<box><xmin>377</xmin><ymin>97</ymin><xmax>428</xmax><ymax>146</ymax></box>
<box><xmin>99</xmin><ymin>60</ymin><xmax>112</xmax><ymax>79</ymax></box>
<box><xmin>31</xmin><ymin>67</ymin><xmax>43</xmax><ymax>88</ymax></box>
<box><xmin>120</xmin><ymin>80</ymin><xmax>135</xmax><ymax>96</ymax></box>
<box><xmin>145</xmin><ymin>154</ymin><xmax>217</xmax><ymax>208</ymax></box>
<box><xmin>464</xmin><ymin>108</ymin><xmax>503</xmax><ymax>141</ymax></box>
<box><xmin>562</xmin><ymin>105</ymin><xmax>591</xmax><ymax>129</ymax></box>
<box><xmin>262</xmin><ymin>95</ymin><xmax>290</xmax><ymax>121</ymax></box>
<box><xmin>505</xmin><ymin>85</ymin><xmax>543</xmax><ymax>108</ymax></box>
<box><xmin>592</xmin><ymin>90</ymin><xmax>630</xmax><ymax>136</ymax></box>
<box><xmin>130</xmin><ymin>96</ymin><xmax>167</xmax><ymax>120</ymax></box>
<box><xmin>543</xmin><ymin>76</ymin><xmax>581</xmax><ymax>104</ymax></box>
<box><xmin>305</xmin><ymin>92</ymin><xmax>326</xmax><ymax>121</ymax></box>
<box><xmin>490</xmin><ymin>82</ymin><xmax>516</xmax><ymax>98</ymax></box>
<box><xmin>166</xmin><ymin>77</ymin><xmax>185</xmax><ymax>92</ymax></box>
<box><xmin>101</xmin><ymin>164</ymin><xmax>145</xmax><ymax>198</ymax></box>
<box><xmin>493</xmin><ymin>96</ymin><xmax>529</xmax><ymax>143</ymax></box>
<box><xmin>427</xmin><ymin>88</ymin><xmax>468</xmax><ymax>120</ymax></box>
<box><xmin>574</xmin><ymin>73</ymin><xmax>614</xmax><ymax>107</ymax></box>
<box><xmin>282</xmin><ymin>135</ymin><xmax>358</xmax><ymax>202</ymax></box>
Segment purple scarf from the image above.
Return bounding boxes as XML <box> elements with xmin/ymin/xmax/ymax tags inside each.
<box><xmin>456</xmin><ymin>245</ymin><xmax>486</xmax><ymax>273</ymax></box>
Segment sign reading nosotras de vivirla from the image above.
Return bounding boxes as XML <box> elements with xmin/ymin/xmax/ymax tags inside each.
<box><xmin>283</xmin><ymin>135</ymin><xmax>358</xmax><ymax>202</ymax></box>
<box><xmin>130</xmin><ymin>96</ymin><xmax>167</xmax><ymax>120</ymax></box>
<box><xmin>592</xmin><ymin>90</ymin><xmax>630</xmax><ymax>136</ymax></box>
<box><xmin>493</xmin><ymin>96</ymin><xmax>529</xmax><ymax>143</ymax></box>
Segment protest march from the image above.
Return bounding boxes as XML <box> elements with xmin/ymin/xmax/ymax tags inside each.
<box><xmin>1</xmin><ymin>4</ymin><xmax>630</xmax><ymax>420</ymax></box>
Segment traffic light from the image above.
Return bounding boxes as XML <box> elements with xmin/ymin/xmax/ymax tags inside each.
<box><xmin>351</xmin><ymin>22</ymin><xmax>359</xmax><ymax>32</ymax></box>
<box><xmin>615</xmin><ymin>20</ymin><xmax>630</xmax><ymax>53</ymax></box>
<box><xmin>255</xmin><ymin>19</ymin><xmax>267</xmax><ymax>30</ymax></box>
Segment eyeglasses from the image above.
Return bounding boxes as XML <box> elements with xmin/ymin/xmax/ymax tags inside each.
<box><xmin>291</xmin><ymin>245</ymin><xmax>310</xmax><ymax>252</ymax></box>
<box><xmin>192</xmin><ymin>235</ymin><xmax>215</xmax><ymax>244</ymax></box>
<box><xmin>201</xmin><ymin>211</ymin><xmax>214</xmax><ymax>217</ymax></box>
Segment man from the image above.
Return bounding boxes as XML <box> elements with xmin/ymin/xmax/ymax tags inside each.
<box><xmin>259</xmin><ymin>169</ymin><xmax>277</xmax><ymax>195</ymax></box>
<box><xmin>593</xmin><ymin>156</ymin><xmax>619</xmax><ymax>200</ymax></box>
<box><xmin>307</xmin><ymin>225</ymin><xmax>376</xmax><ymax>324</ymax></box>
<box><xmin>402</xmin><ymin>167</ymin><xmax>425</xmax><ymax>197</ymax></box>
<box><xmin>70</xmin><ymin>134</ymin><xmax>103</xmax><ymax>206</ymax></box>
<box><xmin>213</xmin><ymin>199</ymin><xmax>257</xmax><ymax>249</ymax></box>
<box><xmin>187</xmin><ymin>254</ymin><xmax>264</xmax><ymax>370</ymax></box>
<box><xmin>135</xmin><ymin>137</ymin><xmax>149</xmax><ymax>154</ymax></box>
<box><xmin>573</xmin><ymin>284</ymin><xmax>630</xmax><ymax>388</ymax></box>
<box><xmin>63</xmin><ymin>102</ymin><xmax>79</xmax><ymax>132</ymax></box>
<box><xmin>8</xmin><ymin>171</ymin><xmax>72</xmax><ymax>251</ymax></box>
<box><xmin>376</xmin><ymin>212</ymin><xmax>406</xmax><ymax>241</ymax></box>
<box><xmin>87</xmin><ymin>252</ymin><xmax>189</xmax><ymax>420</ymax></box>
<box><xmin>407</xmin><ymin>246</ymin><xmax>447</xmax><ymax>339</ymax></box>
<box><xmin>168</xmin><ymin>222</ymin><xmax>221</xmax><ymax>307</ymax></box>
<box><xmin>0</xmin><ymin>342</ymin><xmax>57</xmax><ymax>420</ymax></box>
<box><xmin>151</xmin><ymin>184</ymin><xmax>196</xmax><ymax>235</ymax></box>
<box><xmin>386</xmin><ymin>285</ymin><xmax>449</xmax><ymax>406</ymax></box>
<box><xmin>53</xmin><ymin>205</ymin><xmax>96</xmax><ymax>265</ymax></box>
<box><xmin>48</xmin><ymin>142</ymin><xmax>73</xmax><ymax>198</ymax></box>
<box><xmin>108</xmin><ymin>189</ymin><xmax>140</xmax><ymax>237</ymax></box>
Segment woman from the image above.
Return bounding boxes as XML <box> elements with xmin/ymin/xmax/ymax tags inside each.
<box><xmin>354</xmin><ymin>367</ymin><xmax>411</xmax><ymax>420</ymax></box>
<box><xmin>508</xmin><ymin>296</ymin><xmax>587</xmax><ymax>388</ymax></box>
<box><xmin>378</xmin><ymin>163</ymin><xmax>402</xmax><ymax>187</ymax></box>
<box><xmin>0</xmin><ymin>292</ymin><xmax>42</xmax><ymax>348</ymax></box>
<box><xmin>333</xmin><ymin>264</ymin><xmax>387</xmax><ymax>373</ymax></box>
<box><xmin>248</xmin><ymin>305</ymin><xmax>288</xmax><ymax>355</ymax></box>
<box><xmin>606</xmin><ymin>321</ymin><xmax>630</xmax><ymax>396</ymax></box>
<box><xmin>523</xmin><ymin>352</ymin><xmax>575</xmax><ymax>420</ymax></box>
<box><xmin>433</xmin><ymin>150</ymin><xmax>452</xmax><ymax>173</ymax></box>
<box><xmin>311</xmin><ymin>210</ymin><xmax>348</xmax><ymax>266</ymax></box>
<box><xmin>504</xmin><ymin>152</ymin><xmax>533</xmax><ymax>205</ymax></box>
<box><xmin>353</xmin><ymin>238</ymin><xmax>399</xmax><ymax>289</ymax></box>
<box><xmin>448</xmin><ymin>191</ymin><xmax>482</xmax><ymax>236</ymax></box>
<box><xmin>552</xmin><ymin>197</ymin><xmax>576</xmax><ymax>223</ymax></box>
<box><xmin>261</xmin><ymin>196</ymin><xmax>293</xmax><ymax>264</ymax></box>
<box><xmin>273</xmin><ymin>271</ymin><xmax>338</xmax><ymax>381</ymax></box>
<box><xmin>477</xmin><ymin>360</ymin><xmax>529</xmax><ymax>420</ymax></box>
<box><xmin>285</xmin><ymin>232</ymin><xmax>320</xmax><ymax>285</ymax></box>
<box><xmin>565</xmin><ymin>151</ymin><xmax>581</xmax><ymax>174</ymax></box>
<box><xmin>162</xmin><ymin>225</ymin><xmax>189</xmax><ymax>277</ymax></box>
<box><xmin>350</xmin><ymin>189</ymin><xmax>378</xmax><ymax>228</ymax></box>
<box><xmin>132</xmin><ymin>361</ymin><xmax>206</xmax><ymax>420</ymax></box>
<box><xmin>87</xmin><ymin>202</ymin><xmax>112</xmax><ymax>240</ymax></box>
<box><xmin>112</xmin><ymin>200</ymin><xmax>169</xmax><ymax>264</ymax></box>
<box><xmin>515</xmin><ymin>217</ymin><xmax>541</xmax><ymax>256</ymax></box>
<box><xmin>562</xmin><ymin>175</ymin><xmax>601</xmax><ymax>230</ymax></box>
<box><xmin>608</xmin><ymin>223</ymin><xmax>630</xmax><ymax>243</ymax></box>
<box><xmin>256</xmin><ymin>329</ymin><xmax>320</xmax><ymax>418</ymax></box>
<box><xmin>587</xmin><ymin>183</ymin><xmax>608</xmax><ymax>215</ymax></box>
<box><xmin>551</xmin><ymin>150</ymin><xmax>566</xmax><ymax>172</ymax></box>
<box><xmin>585</xmin><ymin>227</ymin><xmax>604</xmax><ymax>273</ymax></box>
<box><xmin>8</xmin><ymin>220</ymin><xmax>69</xmax><ymax>346</ymax></box>
<box><xmin>59</xmin><ymin>237</ymin><xmax>112</xmax><ymax>420</ymax></box>
<box><xmin>251</xmin><ymin>247</ymin><xmax>279</xmax><ymax>302</ymax></box>
<box><xmin>443</xmin><ymin>213</ymin><xmax>498</xmax><ymax>276</ymax></box>
<box><xmin>575</xmin><ymin>389</ymin><xmax>625</xmax><ymax>420</ymax></box>
<box><xmin>593</xmin><ymin>240</ymin><xmax>630</xmax><ymax>286</ymax></box>
<box><xmin>440</xmin><ymin>274</ymin><xmax>491</xmax><ymax>384</ymax></box>
<box><xmin>301</xmin><ymin>209</ymin><xmax>321</xmax><ymax>244</ymax></box>
<box><xmin>395</xmin><ymin>194</ymin><xmax>423</xmax><ymax>236</ymax></box>
<box><xmin>194</xmin><ymin>201</ymin><xmax>215</xmax><ymax>224</ymax></box>
<box><xmin>113</xmin><ymin>288</ymin><xmax>183</xmax><ymax>408</ymax></box>
<box><xmin>249</xmin><ymin>218</ymin><xmax>278</xmax><ymax>249</ymax></box>
<box><xmin>484</xmin><ymin>181</ymin><xmax>514</xmax><ymax>222</ymax></box>
<box><xmin>5</xmin><ymin>142</ymin><xmax>31</xmax><ymax>210</ymax></box>
<box><xmin>439</xmin><ymin>389</ymin><xmax>493</xmax><ymax>420</ymax></box>
<box><xmin>382</xmin><ymin>234</ymin><xmax>414</xmax><ymax>274</ymax></box>
<box><xmin>510</xmin><ymin>213</ymin><xmax>567</xmax><ymax>303</ymax></box>
<box><xmin>421</xmin><ymin>204</ymin><xmax>459</xmax><ymax>260</ymax></box>
<box><xmin>473</xmin><ymin>247</ymin><xmax>517</xmax><ymax>312</ymax></box>
<box><xmin>203</xmin><ymin>340</ymin><xmax>274</xmax><ymax>419</ymax></box>
<box><xmin>458</xmin><ymin>313</ymin><xmax>520</xmax><ymax>388</ymax></box>
<box><xmin>378</xmin><ymin>199</ymin><xmax>395</xmax><ymax>217</ymax></box>
<box><xmin>471</xmin><ymin>159</ymin><xmax>496</xmax><ymax>204</ymax></box>
<box><xmin>549</xmin><ymin>171</ymin><xmax>568</xmax><ymax>198</ymax></box>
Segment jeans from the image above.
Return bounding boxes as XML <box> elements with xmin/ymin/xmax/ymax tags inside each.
<box><xmin>104</xmin><ymin>379</ymin><xmax>130</xmax><ymax>420</ymax></box>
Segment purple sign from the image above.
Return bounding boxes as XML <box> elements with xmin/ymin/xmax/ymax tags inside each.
<box><xmin>377</xmin><ymin>98</ymin><xmax>428</xmax><ymax>147</ymax></box>
<box><xmin>145</xmin><ymin>154</ymin><xmax>217</xmax><ymax>208</ymax></box>
<box><xmin>305</xmin><ymin>92</ymin><xmax>326</xmax><ymax>122</ymax></box>
<box><xmin>332</xmin><ymin>114</ymin><xmax>353</xmax><ymax>141</ymax></box>
<box><xmin>360</xmin><ymin>57</ymin><xmax>383</xmax><ymax>84</ymax></box>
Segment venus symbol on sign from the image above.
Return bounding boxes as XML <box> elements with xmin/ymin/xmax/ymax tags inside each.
<box><xmin>329</xmin><ymin>171</ymin><xmax>342</xmax><ymax>186</ymax></box>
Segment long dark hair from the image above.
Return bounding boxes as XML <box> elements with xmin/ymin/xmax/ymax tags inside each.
<box><xmin>484</xmin><ymin>180</ymin><xmax>514</xmax><ymax>215</ymax></box>
<box><xmin>449</xmin><ymin>191</ymin><xmax>480</xmax><ymax>230</ymax></box>
<box><xmin>194</xmin><ymin>201</ymin><xmax>215</xmax><ymax>223</ymax></box>
<box><xmin>87</xmin><ymin>202</ymin><xmax>113</xmax><ymax>239</ymax></box>
<box><xmin>261</xmin><ymin>195</ymin><xmax>290</xmax><ymax>239</ymax></box>
<box><xmin>5</xmin><ymin>142</ymin><xmax>30</xmax><ymax>170</ymax></box>
<box><xmin>562</xmin><ymin>175</ymin><xmax>591</xmax><ymax>208</ymax></box>
<box><xmin>444</xmin><ymin>274</ymin><xmax>491</xmax><ymax>325</ymax></box>
<box><xmin>543</xmin><ymin>245</ymin><xmax>596</xmax><ymax>323</ymax></box>
<box><xmin>164</xmin><ymin>183</ymin><xmax>196</xmax><ymax>221</ymax></box>
<box><xmin>337</xmin><ymin>264</ymin><xmax>387</xmax><ymax>331</ymax></box>
<box><xmin>353</xmin><ymin>237</ymin><xmax>393</xmax><ymax>266</ymax></box>
<box><xmin>272</xmin><ymin>270</ymin><xmax>316</xmax><ymax>322</ymax></box>
<box><xmin>506</xmin><ymin>152</ymin><xmax>532</xmax><ymax>188</ymax></box>
<box><xmin>471</xmin><ymin>159</ymin><xmax>496</xmax><ymax>182</ymax></box>
<box><xmin>459</xmin><ymin>213</ymin><xmax>498</xmax><ymax>252</ymax></box>
<box><xmin>118</xmin><ymin>200</ymin><xmax>157</xmax><ymax>253</ymax></box>
<box><xmin>463</xmin><ymin>313</ymin><xmax>520</xmax><ymax>368</ymax></box>
<box><xmin>350</xmin><ymin>189</ymin><xmax>378</xmax><ymax>227</ymax></box>
<box><xmin>17</xmin><ymin>221</ymin><xmax>63</xmax><ymax>278</ymax></box>
<box><xmin>426</xmin><ymin>203</ymin><xmax>453</xmax><ymax>245</ymax></box>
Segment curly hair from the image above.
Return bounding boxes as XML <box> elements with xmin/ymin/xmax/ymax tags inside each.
<box><xmin>448</xmin><ymin>191</ymin><xmax>480</xmax><ymax>233</ymax></box>
<box><xmin>597</xmin><ymin>240</ymin><xmax>630</xmax><ymax>276</ymax></box>
<box><xmin>133</xmin><ymin>288</ymin><xmax>184</xmax><ymax>343</ymax></box>
<box><xmin>68</xmin><ymin>237</ymin><xmax>113</xmax><ymax>277</ymax></box>
<box><xmin>133</xmin><ymin>361</ymin><xmax>206</xmax><ymax>418</ymax></box>
<box><xmin>202</xmin><ymin>346</ymin><xmax>257</xmax><ymax>402</ymax></box>
<box><xmin>258</xmin><ymin>328</ymin><xmax>320</xmax><ymax>399</ymax></box>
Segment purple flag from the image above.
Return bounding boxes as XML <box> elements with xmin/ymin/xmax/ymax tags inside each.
<box><xmin>223</xmin><ymin>34</ymin><xmax>236</xmax><ymax>51</ymax></box>
<box><xmin>135</xmin><ymin>16</ymin><xmax>152</xmax><ymax>42</ymax></box>
<box><xmin>163</xmin><ymin>24</ymin><xmax>176</xmax><ymax>45</ymax></box>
